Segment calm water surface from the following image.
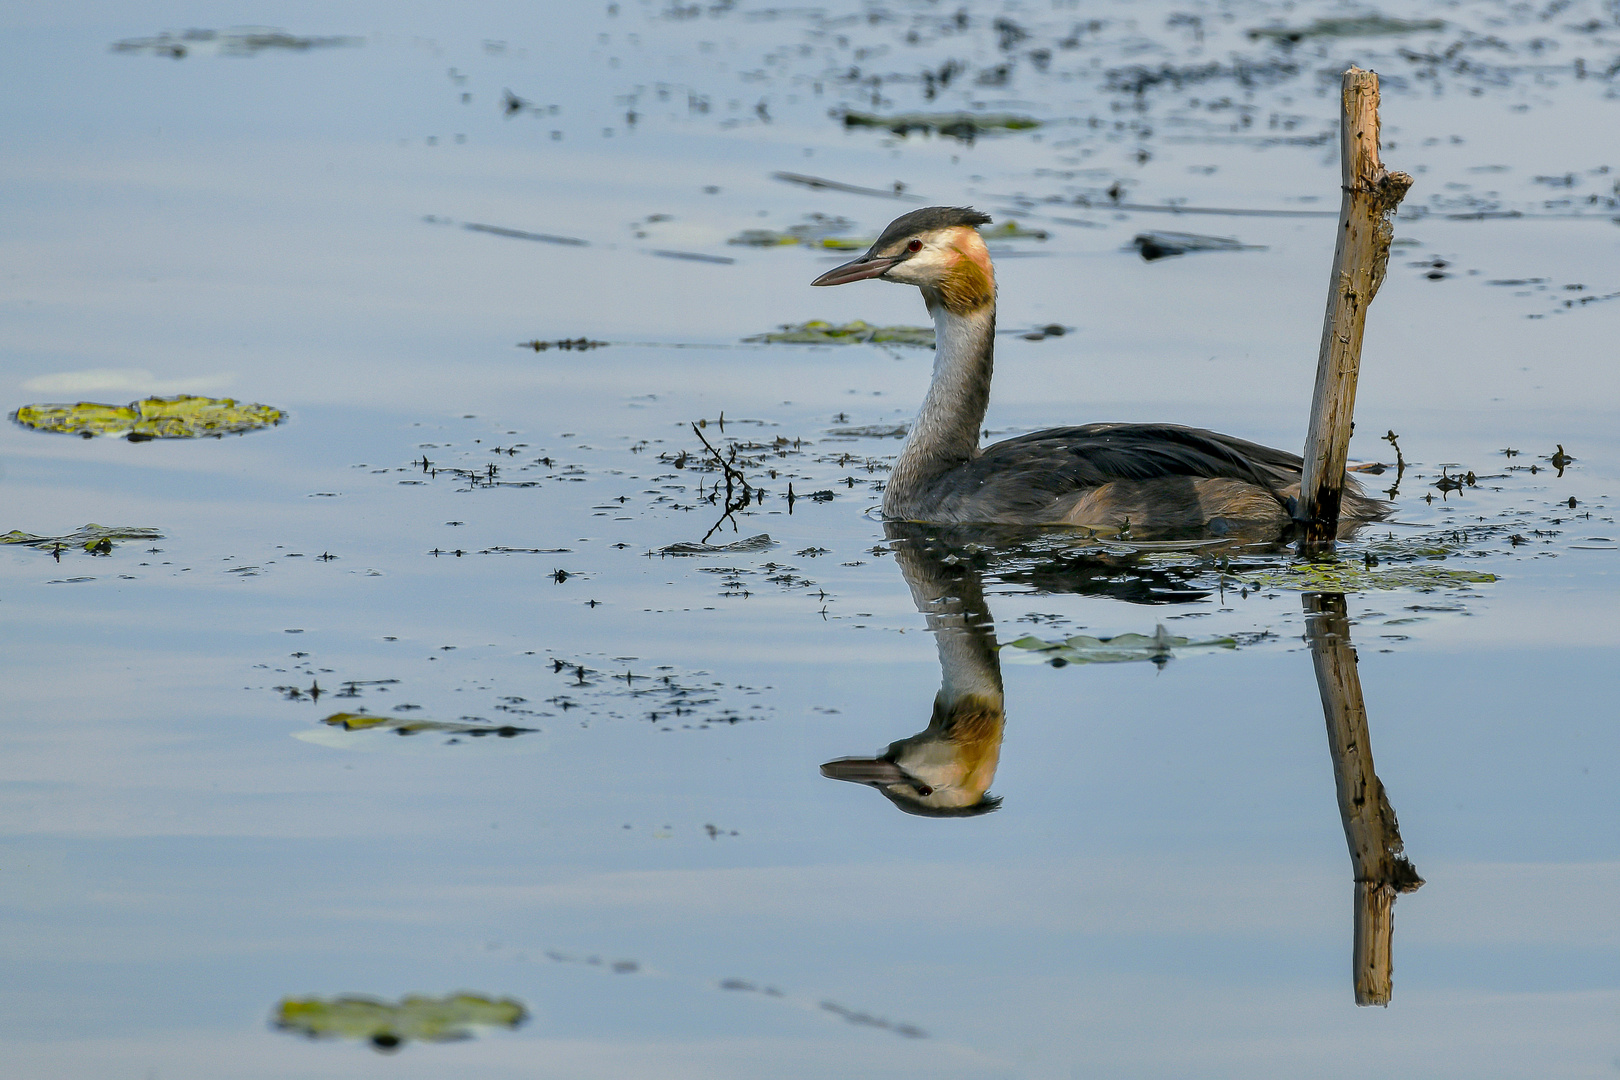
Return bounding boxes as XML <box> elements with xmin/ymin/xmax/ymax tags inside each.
<box><xmin>3</xmin><ymin>1</ymin><xmax>1619</xmax><ymax>1076</ymax></box>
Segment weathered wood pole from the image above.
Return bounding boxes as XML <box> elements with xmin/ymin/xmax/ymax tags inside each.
<box><xmin>1299</xmin><ymin>69</ymin><xmax>1413</xmax><ymax>547</ymax></box>
<box><xmin>1303</xmin><ymin>592</ymin><xmax>1424</xmax><ymax>1006</ymax></box>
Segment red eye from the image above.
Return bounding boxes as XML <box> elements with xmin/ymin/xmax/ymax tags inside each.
<box><xmin>907</xmin><ymin>239</ymin><xmax>923</xmax><ymax>252</ymax></box>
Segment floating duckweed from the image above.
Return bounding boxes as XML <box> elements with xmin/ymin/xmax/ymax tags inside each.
<box><xmin>11</xmin><ymin>395</ymin><xmax>285</xmax><ymax>440</ymax></box>
<box><xmin>745</xmin><ymin>320</ymin><xmax>934</xmax><ymax>347</ymax></box>
<box><xmin>272</xmin><ymin>993</ymin><xmax>527</xmax><ymax>1052</ymax></box>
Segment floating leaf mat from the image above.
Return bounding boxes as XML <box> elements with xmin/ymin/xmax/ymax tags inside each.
<box><xmin>273</xmin><ymin>993</ymin><xmax>527</xmax><ymax>1052</ymax></box>
<box><xmin>11</xmin><ymin>395</ymin><xmax>285</xmax><ymax>439</ymax></box>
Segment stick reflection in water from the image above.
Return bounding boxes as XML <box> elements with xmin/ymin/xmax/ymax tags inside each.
<box><xmin>1304</xmin><ymin>592</ymin><xmax>1424</xmax><ymax>1006</ymax></box>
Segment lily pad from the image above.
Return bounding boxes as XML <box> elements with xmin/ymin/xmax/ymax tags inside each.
<box><xmin>839</xmin><ymin>111</ymin><xmax>1040</xmax><ymax>141</ymax></box>
<box><xmin>11</xmin><ymin>395</ymin><xmax>285</xmax><ymax>440</ymax></box>
<box><xmin>745</xmin><ymin>320</ymin><xmax>934</xmax><ymax>347</ymax></box>
<box><xmin>273</xmin><ymin>993</ymin><xmax>527</xmax><ymax>1052</ymax></box>
<box><xmin>1003</xmin><ymin>625</ymin><xmax>1237</xmax><ymax>666</ymax></box>
<box><xmin>0</xmin><ymin>524</ymin><xmax>162</xmax><ymax>551</ymax></box>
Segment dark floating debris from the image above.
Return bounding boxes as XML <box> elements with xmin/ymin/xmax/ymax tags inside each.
<box><xmin>1090</xmin><ymin>200</ymin><xmax>1336</xmax><ymax>219</ymax></box>
<box><xmin>1107</xmin><ymin>59</ymin><xmax>1299</xmax><ymax>96</ymax></box>
<box><xmin>826</xmin><ymin>424</ymin><xmax>909</xmax><ymax>439</ymax></box>
<box><xmin>519</xmin><ymin>337</ymin><xmax>608</xmax><ymax>352</ymax></box>
<box><xmin>272</xmin><ymin>993</ymin><xmax>527</xmax><ymax>1052</ymax></box>
<box><xmin>819</xmin><ymin>1000</ymin><xmax>926</xmax><ymax>1039</ymax></box>
<box><xmin>112</xmin><ymin>27</ymin><xmax>362</xmax><ymax>58</ymax></box>
<box><xmin>1248</xmin><ymin>15</ymin><xmax>1445</xmax><ymax>44</ymax></box>
<box><xmin>652</xmin><ymin>250</ymin><xmax>735</xmax><ymax>264</ymax></box>
<box><xmin>11</xmin><ymin>396</ymin><xmax>284</xmax><ymax>439</ymax></box>
<box><xmin>772</xmin><ymin>171</ymin><xmax>916</xmax><ymax>199</ymax></box>
<box><xmin>839</xmin><ymin>110</ymin><xmax>1039</xmax><ymax>141</ymax></box>
<box><xmin>1131</xmin><ymin>231</ymin><xmax>1265</xmax><ymax>261</ymax></box>
<box><xmin>745</xmin><ymin>320</ymin><xmax>933</xmax><ymax>346</ymax></box>
<box><xmin>463</xmin><ymin>222</ymin><xmax>588</xmax><ymax>246</ymax></box>
<box><xmin>658</xmin><ymin>534</ymin><xmax>776</xmax><ymax>555</ymax></box>
<box><xmin>1017</xmin><ymin>324</ymin><xmax>1069</xmax><ymax>341</ymax></box>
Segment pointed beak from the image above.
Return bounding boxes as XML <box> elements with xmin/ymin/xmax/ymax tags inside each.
<box><xmin>811</xmin><ymin>253</ymin><xmax>899</xmax><ymax>287</ymax></box>
<box><xmin>820</xmin><ymin>757</ymin><xmax>910</xmax><ymax>785</ymax></box>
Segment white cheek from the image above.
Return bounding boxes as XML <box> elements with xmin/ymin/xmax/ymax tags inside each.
<box><xmin>888</xmin><ymin>249</ymin><xmax>949</xmax><ymax>283</ymax></box>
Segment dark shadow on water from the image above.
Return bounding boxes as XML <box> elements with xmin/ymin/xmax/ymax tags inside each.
<box><xmin>823</xmin><ymin>523</ymin><xmax>1423</xmax><ymax>1004</ymax></box>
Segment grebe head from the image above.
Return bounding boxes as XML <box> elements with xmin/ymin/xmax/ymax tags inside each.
<box><xmin>811</xmin><ymin>206</ymin><xmax>995</xmax><ymax>312</ymax></box>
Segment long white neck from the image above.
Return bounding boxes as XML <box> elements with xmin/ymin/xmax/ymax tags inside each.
<box><xmin>885</xmin><ymin>298</ymin><xmax>996</xmax><ymax>516</ymax></box>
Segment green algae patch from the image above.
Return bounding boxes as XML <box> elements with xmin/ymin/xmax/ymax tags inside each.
<box><xmin>729</xmin><ymin>230</ymin><xmax>872</xmax><ymax>250</ymax></box>
<box><xmin>1248</xmin><ymin>16</ymin><xmax>1443</xmax><ymax>43</ymax></box>
<box><xmin>745</xmin><ymin>320</ymin><xmax>934</xmax><ymax>347</ymax></box>
<box><xmin>11</xmin><ymin>395</ymin><xmax>285</xmax><ymax>440</ymax></box>
<box><xmin>1</xmin><ymin>524</ymin><xmax>162</xmax><ymax>552</ymax></box>
<box><xmin>1229</xmin><ymin>564</ymin><xmax>1496</xmax><ymax>592</ymax></box>
<box><xmin>839</xmin><ymin>110</ymin><xmax>1039</xmax><ymax>141</ymax></box>
<box><xmin>273</xmin><ymin>993</ymin><xmax>527</xmax><ymax>1052</ymax></box>
<box><xmin>981</xmin><ymin>220</ymin><xmax>1050</xmax><ymax>241</ymax></box>
<box><xmin>318</xmin><ymin>711</ymin><xmax>536</xmax><ymax>738</ymax></box>
<box><xmin>1003</xmin><ymin>626</ymin><xmax>1237</xmax><ymax>666</ymax></box>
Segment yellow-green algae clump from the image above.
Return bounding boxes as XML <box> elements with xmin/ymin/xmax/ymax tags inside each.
<box><xmin>11</xmin><ymin>395</ymin><xmax>284</xmax><ymax>440</ymax></box>
<box><xmin>273</xmin><ymin>993</ymin><xmax>528</xmax><ymax>1052</ymax></box>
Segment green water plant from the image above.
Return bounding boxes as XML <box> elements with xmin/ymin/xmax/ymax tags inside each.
<box><xmin>11</xmin><ymin>395</ymin><xmax>284</xmax><ymax>439</ymax></box>
<box><xmin>273</xmin><ymin>993</ymin><xmax>527</xmax><ymax>1052</ymax></box>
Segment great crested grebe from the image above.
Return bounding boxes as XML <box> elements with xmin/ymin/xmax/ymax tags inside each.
<box><xmin>811</xmin><ymin>206</ymin><xmax>1386</xmax><ymax>534</ymax></box>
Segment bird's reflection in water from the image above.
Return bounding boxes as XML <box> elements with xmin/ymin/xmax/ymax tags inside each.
<box><xmin>823</xmin><ymin>524</ymin><xmax>1422</xmax><ymax>1004</ymax></box>
<box><xmin>821</xmin><ymin>522</ymin><xmax>1219</xmax><ymax>815</ymax></box>
<box><xmin>820</xmin><ymin>527</ymin><xmax>1007</xmax><ymax>816</ymax></box>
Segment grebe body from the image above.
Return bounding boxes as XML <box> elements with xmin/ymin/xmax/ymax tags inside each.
<box><xmin>811</xmin><ymin>206</ymin><xmax>1385</xmax><ymax>535</ymax></box>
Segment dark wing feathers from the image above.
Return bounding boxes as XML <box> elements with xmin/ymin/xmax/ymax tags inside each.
<box><xmin>923</xmin><ymin>423</ymin><xmax>1302</xmax><ymax>518</ymax></box>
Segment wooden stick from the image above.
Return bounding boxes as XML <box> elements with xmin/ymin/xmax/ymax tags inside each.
<box><xmin>1298</xmin><ymin>69</ymin><xmax>1413</xmax><ymax>547</ymax></box>
<box><xmin>1303</xmin><ymin>593</ymin><xmax>1424</xmax><ymax>1006</ymax></box>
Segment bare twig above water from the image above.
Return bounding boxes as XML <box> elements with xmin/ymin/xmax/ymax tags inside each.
<box><xmin>1299</xmin><ymin>68</ymin><xmax>1413</xmax><ymax>548</ymax></box>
